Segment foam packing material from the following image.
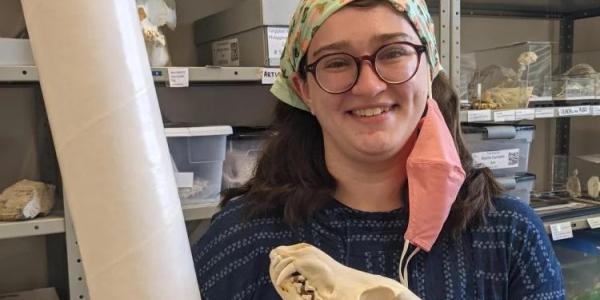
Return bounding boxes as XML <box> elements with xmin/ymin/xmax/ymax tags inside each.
<box><xmin>20</xmin><ymin>1</ymin><xmax>201</xmax><ymax>299</ymax></box>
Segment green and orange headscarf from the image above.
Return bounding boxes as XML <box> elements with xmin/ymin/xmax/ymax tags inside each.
<box><xmin>270</xmin><ymin>0</ymin><xmax>442</xmax><ymax>111</ymax></box>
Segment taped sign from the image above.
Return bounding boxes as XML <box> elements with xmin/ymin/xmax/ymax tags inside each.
<box><xmin>472</xmin><ymin>149</ymin><xmax>520</xmax><ymax>170</ymax></box>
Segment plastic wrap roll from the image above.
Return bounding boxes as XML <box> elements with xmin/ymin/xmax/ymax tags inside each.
<box><xmin>20</xmin><ymin>1</ymin><xmax>201</xmax><ymax>299</ymax></box>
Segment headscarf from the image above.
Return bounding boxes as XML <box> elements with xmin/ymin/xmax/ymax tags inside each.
<box><xmin>270</xmin><ymin>0</ymin><xmax>441</xmax><ymax>111</ymax></box>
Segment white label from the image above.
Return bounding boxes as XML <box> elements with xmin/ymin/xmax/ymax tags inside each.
<box><xmin>493</xmin><ymin>110</ymin><xmax>516</xmax><ymax>122</ymax></box>
<box><xmin>593</xmin><ymin>105</ymin><xmax>600</xmax><ymax>116</ymax></box>
<box><xmin>175</xmin><ymin>172</ymin><xmax>194</xmax><ymax>188</ymax></box>
<box><xmin>472</xmin><ymin>149</ymin><xmax>520</xmax><ymax>170</ymax></box>
<box><xmin>467</xmin><ymin>110</ymin><xmax>492</xmax><ymax>122</ymax></box>
<box><xmin>515</xmin><ymin>109</ymin><xmax>535</xmax><ymax>120</ymax></box>
<box><xmin>535</xmin><ymin>107</ymin><xmax>555</xmax><ymax>118</ymax></box>
<box><xmin>211</xmin><ymin>38</ymin><xmax>240</xmax><ymax>66</ymax></box>
<box><xmin>550</xmin><ymin>222</ymin><xmax>573</xmax><ymax>241</ymax></box>
<box><xmin>267</xmin><ymin>27</ymin><xmax>289</xmax><ymax>61</ymax></box>
<box><xmin>557</xmin><ymin>106</ymin><xmax>591</xmax><ymax>117</ymax></box>
<box><xmin>588</xmin><ymin>217</ymin><xmax>600</xmax><ymax>229</ymax></box>
<box><xmin>261</xmin><ymin>68</ymin><xmax>281</xmax><ymax>84</ymax></box>
<box><xmin>167</xmin><ymin>68</ymin><xmax>189</xmax><ymax>88</ymax></box>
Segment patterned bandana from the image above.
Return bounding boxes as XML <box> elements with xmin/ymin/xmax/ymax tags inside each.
<box><xmin>270</xmin><ymin>0</ymin><xmax>441</xmax><ymax>111</ymax></box>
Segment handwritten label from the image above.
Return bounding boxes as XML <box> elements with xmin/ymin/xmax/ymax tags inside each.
<box><xmin>534</xmin><ymin>108</ymin><xmax>555</xmax><ymax>118</ymax></box>
<box><xmin>472</xmin><ymin>149</ymin><xmax>520</xmax><ymax>170</ymax></box>
<box><xmin>267</xmin><ymin>27</ymin><xmax>289</xmax><ymax>64</ymax></box>
<box><xmin>550</xmin><ymin>222</ymin><xmax>573</xmax><ymax>241</ymax></box>
<box><xmin>588</xmin><ymin>217</ymin><xmax>600</xmax><ymax>229</ymax></box>
<box><xmin>167</xmin><ymin>68</ymin><xmax>189</xmax><ymax>88</ymax></box>
<box><xmin>557</xmin><ymin>106</ymin><xmax>591</xmax><ymax>117</ymax></box>
<box><xmin>515</xmin><ymin>109</ymin><xmax>535</xmax><ymax>120</ymax></box>
<box><xmin>212</xmin><ymin>38</ymin><xmax>240</xmax><ymax>66</ymax></box>
<box><xmin>174</xmin><ymin>172</ymin><xmax>194</xmax><ymax>188</ymax></box>
<box><xmin>493</xmin><ymin>110</ymin><xmax>516</xmax><ymax>122</ymax></box>
<box><xmin>467</xmin><ymin>110</ymin><xmax>492</xmax><ymax>122</ymax></box>
<box><xmin>261</xmin><ymin>68</ymin><xmax>281</xmax><ymax>84</ymax></box>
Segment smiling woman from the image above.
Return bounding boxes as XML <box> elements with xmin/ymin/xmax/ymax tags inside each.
<box><xmin>192</xmin><ymin>1</ymin><xmax>565</xmax><ymax>299</ymax></box>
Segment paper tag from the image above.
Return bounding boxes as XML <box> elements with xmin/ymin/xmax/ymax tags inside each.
<box><xmin>167</xmin><ymin>68</ymin><xmax>189</xmax><ymax>88</ymax></box>
<box><xmin>535</xmin><ymin>107</ymin><xmax>555</xmax><ymax>118</ymax></box>
<box><xmin>174</xmin><ymin>172</ymin><xmax>194</xmax><ymax>188</ymax></box>
<box><xmin>493</xmin><ymin>110</ymin><xmax>516</xmax><ymax>122</ymax></box>
<box><xmin>267</xmin><ymin>27</ymin><xmax>289</xmax><ymax>61</ymax></box>
<box><xmin>211</xmin><ymin>38</ymin><xmax>240</xmax><ymax>66</ymax></box>
<box><xmin>593</xmin><ymin>106</ymin><xmax>600</xmax><ymax>116</ymax></box>
<box><xmin>261</xmin><ymin>68</ymin><xmax>281</xmax><ymax>84</ymax></box>
<box><xmin>557</xmin><ymin>106</ymin><xmax>591</xmax><ymax>117</ymax></box>
<box><xmin>472</xmin><ymin>148</ymin><xmax>520</xmax><ymax>170</ymax></box>
<box><xmin>550</xmin><ymin>222</ymin><xmax>573</xmax><ymax>241</ymax></box>
<box><xmin>467</xmin><ymin>110</ymin><xmax>492</xmax><ymax>122</ymax></box>
<box><xmin>588</xmin><ymin>217</ymin><xmax>600</xmax><ymax>229</ymax></box>
<box><xmin>515</xmin><ymin>109</ymin><xmax>535</xmax><ymax>120</ymax></box>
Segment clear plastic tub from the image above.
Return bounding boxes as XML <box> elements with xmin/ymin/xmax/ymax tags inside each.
<box><xmin>165</xmin><ymin>126</ymin><xmax>233</xmax><ymax>204</ymax></box>
<box><xmin>552</xmin><ymin>230</ymin><xmax>600</xmax><ymax>299</ymax></box>
<box><xmin>463</xmin><ymin>124</ymin><xmax>535</xmax><ymax>178</ymax></box>
<box><xmin>497</xmin><ymin>173</ymin><xmax>536</xmax><ymax>204</ymax></box>
<box><xmin>222</xmin><ymin>130</ymin><xmax>269</xmax><ymax>189</ymax></box>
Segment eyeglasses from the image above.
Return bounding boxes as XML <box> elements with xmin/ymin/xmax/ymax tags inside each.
<box><xmin>304</xmin><ymin>42</ymin><xmax>427</xmax><ymax>94</ymax></box>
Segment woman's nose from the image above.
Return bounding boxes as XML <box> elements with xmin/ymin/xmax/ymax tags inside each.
<box><xmin>350</xmin><ymin>60</ymin><xmax>387</xmax><ymax>97</ymax></box>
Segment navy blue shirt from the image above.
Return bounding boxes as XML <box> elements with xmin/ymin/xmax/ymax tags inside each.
<box><xmin>192</xmin><ymin>195</ymin><xmax>565</xmax><ymax>299</ymax></box>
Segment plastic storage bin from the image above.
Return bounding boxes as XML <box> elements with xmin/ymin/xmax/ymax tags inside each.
<box><xmin>552</xmin><ymin>76</ymin><xmax>598</xmax><ymax>100</ymax></box>
<box><xmin>165</xmin><ymin>126</ymin><xmax>233</xmax><ymax>204</ymax></box>
<box><xmin>193</xmin><ymin>0</ymin><xmax>297</xmax><ymax>66</ymax></box>
<box><xmin>497</xmin><ymin>173</ymin><xmax>535</xmax><ymax>204</ymax></box>
<box><xmin>463</xmin><ymin>41</ymin><xmax>552</xmax><ymax>109</ymax></box>
<box><xmin>222</xmin><ymin>130</ymin><xmax>269</xmax><ymax>189</ymax></box>
<box><xmin>462</xmin><ymin>124</ymin><xmax>535</xmax><ymax>177</ymax></box>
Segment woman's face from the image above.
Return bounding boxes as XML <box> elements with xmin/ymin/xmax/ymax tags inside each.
<box><xmin>294</xmin><ymin>4</ymin><xmax>429</xmax><ymax>164</ymax></box>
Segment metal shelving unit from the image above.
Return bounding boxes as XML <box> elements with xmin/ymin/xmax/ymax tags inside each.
<box><xmin>0</xmin><ymin>66</ymin><xmax>265</xmax><ymax>83</ymax></box>
<box><xmin>0</xmin><ymin>215</ymin><xmax>65</xmax><ymax>240</ymax></box>
<box><xmin>460</xmin><ymin>106</ymin><xmax>600</xmax><ymax>123</ymax></box>
<box><xmin>0</xmin><ymin>204</ymin><xmax>219</xmax><ymax>241</ymax></box>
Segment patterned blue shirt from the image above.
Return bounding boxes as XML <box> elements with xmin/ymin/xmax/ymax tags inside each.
<box><xmin>192</xmin><ymin>195</ymin><xmax>565</xmax><ymax>299</ymax></box>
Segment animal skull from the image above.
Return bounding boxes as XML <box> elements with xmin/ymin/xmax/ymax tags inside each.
<box><xmin>269</xmin><ymin>243</ymin><xmax>421</xmax><ymax>300</ymax></box>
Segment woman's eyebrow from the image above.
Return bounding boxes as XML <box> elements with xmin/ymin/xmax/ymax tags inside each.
<box><xmin>372</xmin><ymin>32</ymin><xmax>416</xmax><ymax>44</ymax></box>
<box><xmin>312</xmin><ymin>40</ymin><xmax>352</xmax><ymax>59</ymax></box>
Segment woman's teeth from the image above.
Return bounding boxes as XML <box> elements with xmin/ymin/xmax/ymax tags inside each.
<box><xmin>351</xmin><ymin>106</ymin><xmax>392</xmax><ymax>117</ymax></box>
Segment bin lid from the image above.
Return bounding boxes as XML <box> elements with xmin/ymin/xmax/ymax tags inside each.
<box><xmin>165</xmin><ymin>126</ymin><xmax>233</xmax><ymax>137</ymax></box>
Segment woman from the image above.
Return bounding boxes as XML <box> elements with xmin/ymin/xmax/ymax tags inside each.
<box><xmin>192</xmin><ymin>0</ymin><xmax>565</xmax><ymax>299</ymax></box>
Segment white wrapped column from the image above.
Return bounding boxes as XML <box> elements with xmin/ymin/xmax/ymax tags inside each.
<box><xmin>20</xmin><ymin>1</ymin><xmax>201</xmax><ymax>299</ymax></box>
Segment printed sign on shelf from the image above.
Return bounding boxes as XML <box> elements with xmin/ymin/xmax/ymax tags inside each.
<box><xmin>493</xmin><ymin>110</ymin><xmax>516</xmax><ymax>122</ymax></box>
<box><xmin>588</xmin><ymin>217</ymin><xmax>600</xmax><ymax>229</ymax></box>
<box><xmin>261</xmin><ymin>68</ymin><xmax>281</xmax><ymax>84</ymax></box>
<box><xmin>467</xmin><ymin>110</ymin><xmax>492</xmax><ymax>122</ymax></box>
<box><xmin>550</xmin><ymin>222</ymin><xmax>573</xmax><ymax>241</ymax></box>
<box><xmin>167</xmin><ymin>68</ymin><xmax>189</xmax><ymax>88</ymax></box>
<box><xmin>515</xmin><ymin>109</ymin><xmax>535</xmax><ymax>120</ymax></box>
<box><xmin>534</xmin><ymin>107</ymin><xmax>555</xmax><ymax>118</ymax></box>
<box><xmin>557</xmin><ymin>106</ymin><xmax>591</xmax><ymax>117</ymax></box>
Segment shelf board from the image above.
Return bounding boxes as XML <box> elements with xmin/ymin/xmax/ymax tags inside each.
<box><xmin>0</xmin><ymin>215</ymin><xmax>65</xmax><ymax>240</ymax></box>
<box><xmin>460</xmin><ymin>0</ymin><xmax>600</xmax><ymax>17</ymax></box>
<box><xmin>460</xmin><ymin>105</ymin><xmax>600</xmax><ymax>123</ymax></box>
<box><xmin>543</xmin><ymin>213</ymin><xmax>600</xmax><ymax>234</ymax></box>
<box><xmin>0</xmin><ymin>66</ymin><xmax>264</xmax><ymax>83</ymax></box>
<box><xmin>182</xmin><ymin>202</ymin><xmax>220</xmax><ymax>221</ymax></box>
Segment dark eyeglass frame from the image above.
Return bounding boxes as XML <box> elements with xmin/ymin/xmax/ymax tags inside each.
<box><xmin>303</xmin><ymin>41</ymin><xmax>427</xmax><ymax>94</ymax></box>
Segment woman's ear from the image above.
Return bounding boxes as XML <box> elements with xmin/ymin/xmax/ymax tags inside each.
<box><xmin>292</xmin><ymin>73</ymin><xmax>314</xmax><ymax>114</ymax></box>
